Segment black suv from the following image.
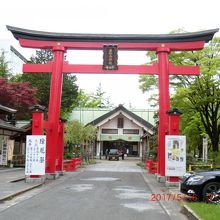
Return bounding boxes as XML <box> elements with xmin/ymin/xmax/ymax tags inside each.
<box><xmin>108</xmin><ymin>149</ymin><xmax>120</xmax><ymax>161</ymax></box>
<box><xmin>180</xmin><ymin>170</ymin><xmax>220</xmax><ymax>203</ymax></box>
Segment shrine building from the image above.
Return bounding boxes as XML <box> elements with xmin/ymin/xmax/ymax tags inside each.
<box><xmin>86</xmin><ymin>105</ymin><xmax>154</xmax><ymax>158</ymax></box>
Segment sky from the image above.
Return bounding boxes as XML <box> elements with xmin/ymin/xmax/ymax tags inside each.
<box><xmin>0</xmin><ymin>0</ymin><xmax>219</xmax><ymax>109</ymax></box>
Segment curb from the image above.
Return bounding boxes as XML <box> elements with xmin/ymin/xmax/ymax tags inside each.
<box><xmin>8</xmin><ymin>177</ymin><xmax>25</xmax><ymax>183</ymax></box>
<box><xmin>141</xmin><ymin>169</ymin><xmax>200</xmax><ymax>220</ymax></box>
<box><xmin>0</xmin><ymin>168</ymin><xmax>24</xmax><ymax>173</ymax></box>
<box><xmin>181</xmin><ymin>205</ymin><xmax>202</xmax><ymax>220</ymax></box>
<box><xmin>0</xmin><ymin>183</ymin><xmax>44</xmax><ymax>203</ymax></box>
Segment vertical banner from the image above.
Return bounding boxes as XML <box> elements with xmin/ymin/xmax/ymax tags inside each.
<box><xmin>25</xmin><ymin>135</ymin><xmax>46</xmax><ymax>175</ymax></box>
<box><xmin>202</xmin><ymin>137</ymin><xmax>208</xmax><ymax>163</ymax></box>
<box><xmin>1</xmin><ymin>139</ymin><xmax>8</xmax><ymax>166</ymax></box>
<box><xmin>165</xmin><ymin>135</ymin><xmax>186</xmax><ymax>176</ymax></box>
<box><xmin>7</xmin><ymin>140</ymin><xmax>14</xmax><ymax>161</ymax></box>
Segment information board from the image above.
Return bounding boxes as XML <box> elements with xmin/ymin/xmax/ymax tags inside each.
<box><xmin>1</xmin><ymin>139</ymin><xmax>8</xmax><ymax>166</ymax></box>
<box><xmin>25</xmin><ymin>135</ymin><xmax>46</xmax><ymax>175</ymax></box>
<box><xmin>165</xmin><ymin>135</ymin><xmax>186</xmax><ymax>176</ymax></box>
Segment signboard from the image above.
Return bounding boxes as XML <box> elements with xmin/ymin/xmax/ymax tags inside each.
<box><xmin>1</xmin><ymin>139</ymin><xmax>8</xmax><ymax>165</ymax></box>
<box><xmin>103</xmin><ymin>45</ymin><xmax>118</xmax><ymax>70</ymax></box>
<box><xmin>202</xmin><ymin>137</ymin><xmax>208</xmax><ymax>163</ymax></box>
<box><xmin>25</xmin><ymin>135</ymin><xmax>46</xmax><ymax>175</ymax></box>
<box><xmin>7</xmin><ymin>140</ymin><xmax>14</xmax><ymax>161</ymax></box>
<box><xmin>165</xmin><ymin>135</ymin><xmax>186</xmax><ymax>176</ymax></box>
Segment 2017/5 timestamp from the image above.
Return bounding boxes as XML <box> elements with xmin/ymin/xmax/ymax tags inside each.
<box><xmin>150</xmin><ymin>193</ymin><xmax>198</xmax><ymax>202</ymax></box>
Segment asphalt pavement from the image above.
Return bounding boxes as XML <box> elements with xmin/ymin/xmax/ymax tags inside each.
<box><xmin>0</xmin><ymin>160</ymin><xmax>188</xmax><ymax>220</ymax></box>
<box><xmin>0</xmin><ymin>168</ymin><xmax>43</xmax><ymax>202</ymax></box>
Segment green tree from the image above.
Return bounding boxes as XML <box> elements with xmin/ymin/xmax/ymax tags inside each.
<box><xmin>172</xmin><ymin>38</ymin><xmax>220</xmax><ymax>153</ymax></box>
<box><xmin>139</xmin><ymin>36</ymin><xmax>220</xmax><ymax>153</ymax></box>
<box><xmin>19</xmin><ymin>49</ymin><xmax>79</xmax><ymax>118</ymax></box>
<box><xmin>64</xmin><ymin>120</ymin><xmax>84</xmax><ymax>146</ymax></box>
<box><xmin>0</xmin><ymin>50</ymin><xmax>11</xmax><ymax>78</ymax></box>
<box><xmin>83</xmin><ymin>125</ymin><xmax>97</xmax><ymax>143</ymax></box>
<box><xmin>172</xmin><ymin>88</ymin><xmax>206</xmax><ymax>156</ymax></box>
<box><xmin>64</xmin><ymin>120</ymin><xmax>97</xmax><ymax>145</ymax></box>
<box><xmin>64</xmin><ymin>120</ymin><xmax>97</xmax><ymax>155</ymax></box>
<box><xmin>0</xmin><ymin>50</ymin><xmax>37</xmax><ymax>119</ymax></box>
<box><xmin>76</xmin><ymin>83</ymin><xmax>113</xmax><ymax>108</ymax></box>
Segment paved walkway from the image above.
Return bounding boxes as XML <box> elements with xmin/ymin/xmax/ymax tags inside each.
<box><xmin>87</xmin><ymin>159</ymin><xmax>142</xmax><ymax>172</ymax></box>
<box><xmin>0</xmin><ymin>160</ymin><xmax>187</xmax><ymax>220</ymax></box>
<box><xmin>0</xmin><ymin>168</ymin><xmax>43</xmax><ymax>202</ymax></box>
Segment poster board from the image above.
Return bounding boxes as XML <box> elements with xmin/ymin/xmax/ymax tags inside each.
<box><xmin>165</xmin><ymin>135</ymin><xmax>186</xmax><ymax>176</ymax></box>
<box><xmin>1</xmin><ymin>139</ymin><xmax>8</xmax><ymax>166</ymax></box>
<box><xmin>25</xmin><ymin>135</ymin><xmax>46</xmax><ymax>175</ymax></box>
<box><xmin>7</xmin><ymin>140</ymin><xmax>14</xmax><ymax>161</ymax></box>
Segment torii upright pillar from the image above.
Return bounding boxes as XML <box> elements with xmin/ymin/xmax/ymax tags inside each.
<box><xmin>46</xmin><ymin>45</ymin><xmax>65</xmax><ymax>178</ymax></box>
<box><xmin>157</xmin><ymin>46</ymin><xmax>170</xmax><ymax>177</ymax></box>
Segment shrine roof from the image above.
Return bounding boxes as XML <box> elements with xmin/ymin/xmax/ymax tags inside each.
<box><xmin>87</xmin><ymin>104</ymin><xmax>154</xmax><ymax>131</ymax></box>
<box><xmin>7</xmin><ymin>25</ymin><xmax>218</xmax><ymax>43</ymax></box>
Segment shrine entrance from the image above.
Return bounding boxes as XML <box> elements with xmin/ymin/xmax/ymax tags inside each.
<box><xmin>7</xmin><ymin>25</ymin><xmax>218</xmax><ymax>181</ymax></box>
<box><xmin>103</xmin><ymin>141</ymin><xmax>139</xmax><ymax>157</ymax></box>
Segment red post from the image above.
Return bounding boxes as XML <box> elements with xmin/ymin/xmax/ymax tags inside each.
<box><xmin>168</xmin><ymin>109</ymin><xmax>181</xmax><ymax>135</ymax></box>
<box><xmin>157</xmin><ymin>46</ymin><xmax>170</xmax><ymax>177</ymax></box>
<box><xmin>167</xmin><ymin>109</ymin><xmax>182</xmax><ymax>182</ymax></box>
<box><xmin>56</xmin><ymin>120</ymin><xmax>65</xmax><ymax>172</ymax></box>
<box><xmin>31</xmin><ymin>105</ymin><xmax>45</xmax><ymax>135</ymax></box>
<box><xmin>46</xmin><ymin>45</ymin><xmax>65</xmax><ymax>175</ymax></box>
<box><xmin>29</xmin><ymin>105</ymin><xmax>46</xmax><ymax>179</ymax></box>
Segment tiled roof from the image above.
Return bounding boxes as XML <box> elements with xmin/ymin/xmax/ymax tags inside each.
<box><xmin>0</xmin><ymin>104</ymin><xmax>17</xmax><ymax>114</ymax></box>
<box><xmin>87</xmin><ymin>105</ymin><xmax>154</xmax><ymax>130</ymax></box>
<box><xmin>0</xmin><ymin>119</ymin><xmax>23</xmax><ymax>132</ymax></box>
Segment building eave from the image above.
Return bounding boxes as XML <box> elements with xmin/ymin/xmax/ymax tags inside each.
<box><xmin>87</xmin><ymin>105</ymin><xmax>154</xmax><ymax>133</ymax></box>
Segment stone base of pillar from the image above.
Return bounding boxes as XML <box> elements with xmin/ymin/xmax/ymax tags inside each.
<box><xmin>165</xmin><ymin>176</ymin><xmax>180</xmax><ymax>187</ymax></box>
<box><xmin>46</xmin><ymin>172</ymin><xmax>60</xmax><ymax>180</ymax></box>
<box><xmin>56</xmin><ymin>171</ymin><xmax>65</xmax><ymax>176</ymax></box>
<box><xmin>25</xmin><ymin>175</ymin><xmax>45</xmax><ymax>183</ymax></box>
<box><xmin>165</xmin><ymin>180</ymin><xmax>180</xmax><ymax>187</ymax></box>
<box><xmin>156</xmin><ymin>174</ymin><xmax>166</xmax><ymax>183</ymax></box>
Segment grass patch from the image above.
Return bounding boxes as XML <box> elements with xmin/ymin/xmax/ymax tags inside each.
<box><xmin>136</xmin><ymin>162</ymin><xmax>146</xmax><ymax>169</ymax></box>
<box><xmin>186</xmin><ymin>202</ymin><xmax>220</xmax><ymax>220</ymax></box>
<box><xmin>83</xmin><ymin>160</ymin><xmax>97</xmax><ymax>166</ymax></box>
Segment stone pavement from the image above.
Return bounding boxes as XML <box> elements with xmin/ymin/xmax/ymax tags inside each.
<box><xmin>0</xmin><ymin>168</ymin><xmax>43</xmax><ymax>202</ymax></box>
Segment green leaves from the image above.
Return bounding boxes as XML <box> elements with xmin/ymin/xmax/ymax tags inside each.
<box><xmin>76</xmin><ymin>83</ymin><xmax>113</xmax><ymax>108</ymax></box>
<box><xmin>0</xmin><ymin>50</ymin><xmax>11</xmax><ymax>78</ymax></box>
<box><xmin>171</xmin><ymin>37</ymin><xmax>220</xmax><ymax>153</ymax></box>
<box><xmin>139</xmin><ymin>34</ymin><xmax>220</xmax><ymax>153</ymax></box>
<box><xmin>20</xmin><ymin>49</ymin><xmax>79</xmax><ymax>119</ymax></box>
<box><xmin>64</xmin><ymin>120</ymin><xmax>96</xmax><ymax>146</ymax></box>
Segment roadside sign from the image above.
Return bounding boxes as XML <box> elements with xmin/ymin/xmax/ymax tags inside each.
<box><xmin>165</xmin><ymin>135</ymin><xmax>186</xmax><ymax>176</ymax></box>
<box><xmin>25</xmin><ymin>135</ymin><xmax>46</xmax><ymax>175</ymax></box>
<box><xmin>0</xmin><ymin>139</ymin><xmax>8</xmax><ymax>166</ymax></box>
<box><xmin>202</xmin><ymin>137</ymin><xmax>208</xmax><ymax>163</ymax></box>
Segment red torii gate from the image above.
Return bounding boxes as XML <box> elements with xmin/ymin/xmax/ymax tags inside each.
<box><xmin>7</xmin><ymin>26</ymin><xmax>218</xmax><ymax>179</ymax></box>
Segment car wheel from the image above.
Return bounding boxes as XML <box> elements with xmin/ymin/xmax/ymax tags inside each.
<box><xmin>202</xmin><ymin>182</ymin><xmax>220</xmax><ymax>203</ymax></box>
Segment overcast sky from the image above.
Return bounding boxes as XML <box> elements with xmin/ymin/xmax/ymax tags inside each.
<box><xmin>1</xmin><ymin>0</ymin><xmax>219</xmax><ymax>109</ymax></box>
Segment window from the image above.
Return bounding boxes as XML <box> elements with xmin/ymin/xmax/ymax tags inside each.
<box><xmin>102</xmin><ymin>129</ymin><xmax>118</xmax><ymax>134</ymax></box>
<box><xmin>117</xmin><ymin>118</ymin><xmax>124</xmax><ymax>128</ymax></box>
<box><xmin>123</xmin><ymin>129</ymin><xmax>139</xmax><ymax>134</ymax></box>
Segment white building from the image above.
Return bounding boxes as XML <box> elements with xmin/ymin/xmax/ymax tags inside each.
<box><xmin>88</xmin><ymin>105</ymin><xmax>154</xmax><ymax>159</ymax></box>
<box><xmin>0</xmin><ymin>39</ymin><xmax>27</xmax><ymax>75</ymax></box>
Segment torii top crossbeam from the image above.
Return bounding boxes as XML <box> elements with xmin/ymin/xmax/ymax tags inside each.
<box><xmin>6</xmin><ymin>25</ymin><xmax>219</xmax><ymax>75</ymax></box>
<box><xmin>7</xmin><ymin>25</ymin><xmax>218</xmax><ymax>50</ymax></box>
